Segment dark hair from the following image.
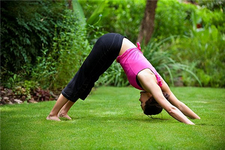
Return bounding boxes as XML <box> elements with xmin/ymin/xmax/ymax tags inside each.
<box><xmin>144</xmin><ymin>92</ymin><xmax>170</xmax><ymax>115</ymax></box>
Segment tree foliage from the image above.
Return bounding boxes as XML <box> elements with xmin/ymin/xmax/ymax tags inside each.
<box><xmin>79</xmin><ymin>0</ymin><xmax>145</xmax><ymax>43</ymax></box>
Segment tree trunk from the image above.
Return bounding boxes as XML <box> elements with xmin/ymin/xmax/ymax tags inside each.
<box><xmin>68</xmin><ymin>0</ymin><xmax>73</xmax><ymax>10</ymax></box>
<box><xmin>137</xmin><ymin>0</ymin><xmax>158</xmax><ymax>45</ymax></box>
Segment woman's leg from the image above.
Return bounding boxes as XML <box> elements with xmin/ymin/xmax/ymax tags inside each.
<box><xmin>62</xmin><ymin>33</ymin><xmax>124</xmax><ymax>101</ymax></box>
<box><xmin>58</xmin><ymin>100</ymin><xmax>75</xmax><ymax>120</ymax></box>
<box><xmin>47</xmin><ymin>33</ymin><xmax>124</xmax><ymax>121</ymax></box>
<box><xmin>46</xmin><ymin>94</ymin><xmax>70</xmax><ymax>121</ymax></box>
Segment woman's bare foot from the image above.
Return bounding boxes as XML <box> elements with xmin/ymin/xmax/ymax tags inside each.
<box><xmin>46</xmin><ymin>115</ymin><xmax>61</xmax><ymax>121</ymax></box>
<box><xmin>58</xmin><ymin>113</ymin><xmax>72</xmax><ymax>120</ymax></box>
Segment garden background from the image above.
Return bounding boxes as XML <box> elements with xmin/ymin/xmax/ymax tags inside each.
<box><xmin>1</xmin><ymin>0</ymin><xmax>224</xmax><ymax>96</ymax></box>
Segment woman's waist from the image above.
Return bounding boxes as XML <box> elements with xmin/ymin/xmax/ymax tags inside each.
<box><xmin>119</xmin><ymin>38</ymin><xmax>137</xmax><ymax>56</ymax></box>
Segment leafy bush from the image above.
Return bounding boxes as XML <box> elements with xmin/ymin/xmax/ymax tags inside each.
<box><xmin>154</xmin><ymin>0</ymin><xmax>196</xmax><ymax>39</ymax></box>
<box><xmin>198</xmin><ymin>0</ymin><xmax>225</xmax><ymax>11</ymax></box>
<box><xmin>13</xmin><ymin>80</ymin><xmax>39</xmax><ymax>101</ymax></box>
<box><xmin>152</xmin><ymin>0</ymin><xmax>225</xmax><ymax>87</ymax></box>
<box><xmin>170</xmin><ymin>26</ymin><xmax>225</xmax><ymax>87</ymax></box>
<box><xmin>1</xmin><ymin>0</ymin><xmax>67</xmax><ymax>87</ymax></box>
<box><xmin>154</xmin><ymin>0</ymin><xmax>224</xmax><ymax>38</ymax></box>
<box><xmin>194</xmin><ymin>7</ymin><xmax>225</xmax><ymax>34</ymax></box>
<box><xmin>1</xmin><ymin>1</ymin><xmax>90</xmax><ymax>90</ymax></box>
<box><xmin>32</xmin><ymin>9</ymin><xmax>90</xmax><ymax>90</ymax></box>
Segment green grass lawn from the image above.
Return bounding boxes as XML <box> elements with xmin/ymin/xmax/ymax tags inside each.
<box><xmin>1</xmin><ymin>87</ymin><xmax>225</xmax><ymax>150</ymax></box>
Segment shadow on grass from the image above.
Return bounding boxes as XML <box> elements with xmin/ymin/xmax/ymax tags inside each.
<box><xmin>59</xmin><ymin>114</ymin><xmax>223</xmax><ymax>127</ymax></box>
<box><xmin>196</xmin><ymin>123</ymin><xmax>224</xmax><ymax>127</ymax></box>
<box><xmin>61</xmin><ymin>114</ymin><xmax>172</xmax><ymax>124</ymax></box>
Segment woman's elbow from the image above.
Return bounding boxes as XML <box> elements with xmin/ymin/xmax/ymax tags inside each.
<box><xmin>177</xmin><ymin>102</ymin><xmax>185</xmax><ymax>111</ymax></box>
<box><xmin>166</xmin><ymin>106</ymin><xmax>177</xmax><ymax>115</ymax></box>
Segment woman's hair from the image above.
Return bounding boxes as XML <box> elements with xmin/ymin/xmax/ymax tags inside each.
<box><xmin>144</xmin><ymin>92</ymin><xmax>170</xmax><ymax>115</ymax></box>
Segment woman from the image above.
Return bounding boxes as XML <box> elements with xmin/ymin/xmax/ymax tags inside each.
<box><xmin>46</xmin><ymin>33</ymin><xmax>200</xmax><ymax>124</ymax></box>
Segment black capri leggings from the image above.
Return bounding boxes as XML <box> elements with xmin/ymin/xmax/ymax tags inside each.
<box><xmin>62</xmin><ymin>33</ymin><xmax>124</xmax><ymax>102</ymax></box>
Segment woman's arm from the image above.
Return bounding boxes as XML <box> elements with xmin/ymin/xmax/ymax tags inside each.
<box><xmin>138</xmin><ymin>69</ymin><xmax>195</xmax><ymax>125</ymax></box>
<box><xmin>161</xmin><ymin>79</ymin><xmax>200</xmax><ymax>119</ymax></box>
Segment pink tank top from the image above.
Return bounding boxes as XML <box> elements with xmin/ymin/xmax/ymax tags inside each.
<box><xmin>117</xmin><ymin>42</ymin><xmax>162</xmax><ymax>90</ymax></box>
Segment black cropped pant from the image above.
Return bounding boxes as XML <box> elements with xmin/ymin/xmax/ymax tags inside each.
<box><xmin>62</xmin><ymin>33</ymin><xmax>124</xmax><ymax>102</ymax></box>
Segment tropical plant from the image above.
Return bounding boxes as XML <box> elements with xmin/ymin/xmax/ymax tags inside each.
<box><xmin>170</xmin><ymin>26</ymin><xmax>225</xmax><ymax>87</ymax></box>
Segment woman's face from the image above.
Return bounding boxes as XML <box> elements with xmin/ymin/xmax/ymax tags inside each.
<box><xmin>139</xmin><ymin>91</ymin><xmax>152</xmax><ymax>111</ymax></box>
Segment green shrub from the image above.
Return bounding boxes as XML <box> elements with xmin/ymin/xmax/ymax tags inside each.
<box><xmin>154</xmin><ymin>0</ymin><xmax>196</xmax><ymax>39</ymax></box>
<box><xmin>1</xmin><ymin>0</ymin><xmax>90</xmax><ymax>90</ymax></box>
<box><xmin>198</xmin><ymin>0</ymin><xmax>225</xmax><ymax>11</ymax></box>
<box><xmin>13</xmin><ymin>80</ymin><xmax>39</xmax><ymax>101</ymax></box>
<box><xmin>195</xmin><ymin>7</ymin><xmax>225</xmax><ymax>34</ymax></box>
<box><xmin>1</xmin><ymin>0</ymin><xmax>67</xmax><ymax>87</ymax></box>
<box><xmin>153</xmin><ymin>0</ymin><xmax>225</xmax><ymax>87</ymax></box>
<box><xmin>170</xmin><ymin>26</ymin><xmax>225</xmax><ymax>87</ymax></box>
<box><xmin>154</xmin><ymin>0</ymin><xmax>224</xmax><ymax>38</ymax></box>
<box><xmin>32</xmin><ymin>9</ymin><xmax>90</xmax><ymax>90</ymax></box>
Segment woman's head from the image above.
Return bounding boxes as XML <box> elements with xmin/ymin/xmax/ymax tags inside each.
<box><xmin>139</xmin><ymin>91</ymin><xmax>170</xmax><ymax>115</ymax></box>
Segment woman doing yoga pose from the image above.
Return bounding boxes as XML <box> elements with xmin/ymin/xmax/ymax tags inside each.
<box><xmin>46</xmin><ymin>33</ymin><xmax>200</xmax><ymax>125</ymax></box>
